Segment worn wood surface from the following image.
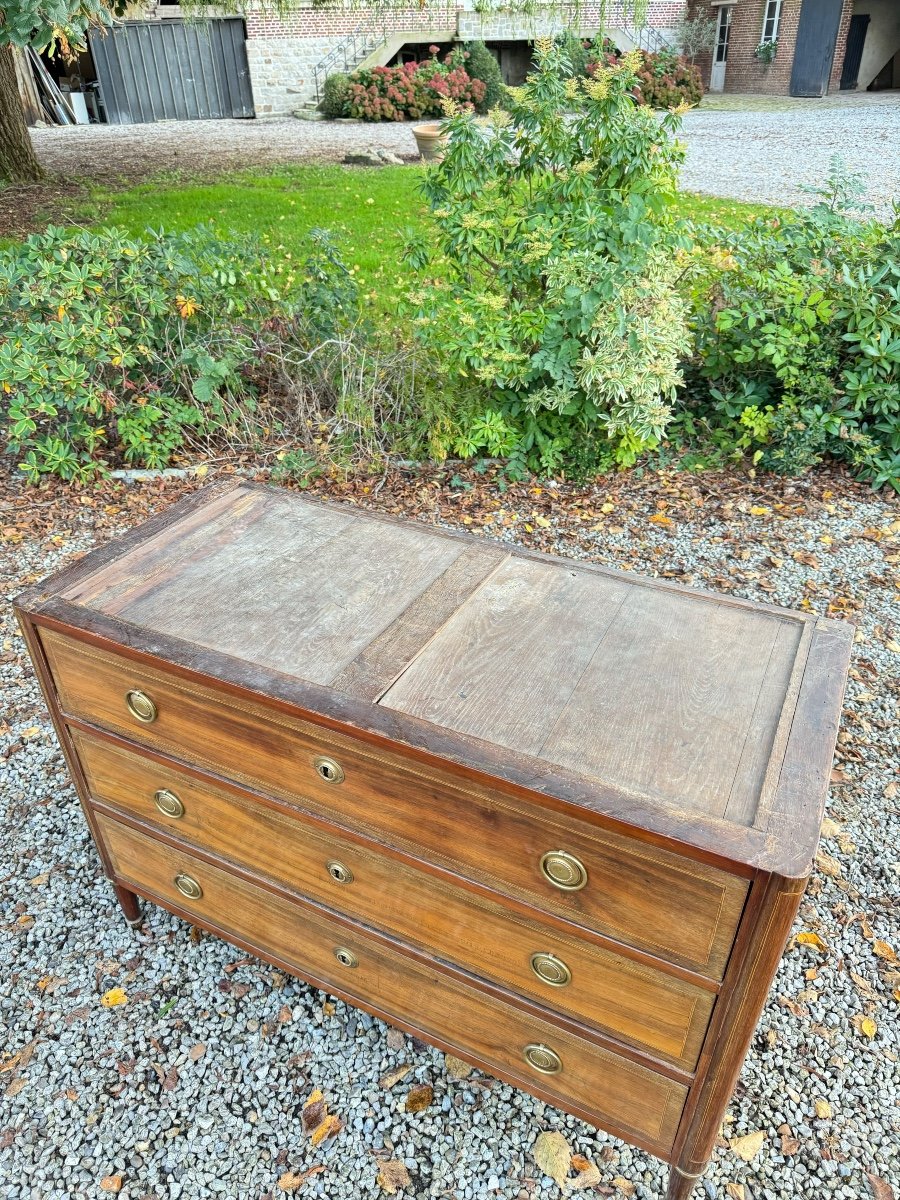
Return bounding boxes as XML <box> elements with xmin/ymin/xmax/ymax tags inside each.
<box><xmin>45</xmin><ymin>626</ymin><xmax>748</xmax><ymax>977</ymax></box>
<box><xmin>97</xmin><ymin>811</ymin><xmax>689</xmax><ymax>1155</ymax></box>
<box><xmin>76</xmin><ymin>727</ymin><xmax>715</xmax><ymax>1069</ymax></box>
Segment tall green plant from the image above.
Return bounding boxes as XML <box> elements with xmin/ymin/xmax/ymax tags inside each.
<box><xmin>403</xmin><ymin>38</ymin><xmax>693</xmax><ymax>474</ymax></box>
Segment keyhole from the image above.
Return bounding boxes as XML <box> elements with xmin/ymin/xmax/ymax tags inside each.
<box><xmin>313</xmin><ymin>756</ymin><xmax>344</xmax><ymax>784</ymax></box>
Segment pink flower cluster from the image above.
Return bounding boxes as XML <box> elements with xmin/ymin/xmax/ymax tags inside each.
<box><xmin>347</xmin><ymin>55</ymin><xmax>486</xmax><ymax>122</ymax></box>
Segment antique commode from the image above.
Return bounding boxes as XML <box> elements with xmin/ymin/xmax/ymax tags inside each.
<box><xmin>16</xmin><ymin>480</ymin><xmax>853</xmax><ymax>1198</ymax></box>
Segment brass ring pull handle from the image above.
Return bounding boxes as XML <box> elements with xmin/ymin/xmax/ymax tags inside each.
<box><xmin>334</xmin><ymin>946</ymin><xmax>358</xmax><ymax>968</ymax></box>
<box><xmin>523</xmin><ymin>1043</ymin><xmax>562</xmax><ymax>1074</ymax></box>
<box><xmin>154</xmin><ymin>789</ymin><xmax>185</xmax><ymax>819</ymax></box>
<box><xmin>327</xmin><ymin>860</ymin><xmax>353</xmax><ymax>884</ymax></box>
<box><xmin>539</xmin><ymin>850</ymin><xmax>588</xmax><ymax>891</ymax></box>
<box><xmin>530</xmin><ymin>952</ymin><xmax>572</xmax><ymax>988</ymax></box>
<box><xmin>125</xmin><ymin>689</ymin><xmax>157</xmax><ymax>724</ymax></box>
<box><xmin>174</xmin><ymin>873</ymin><xmax>203</xmax><ymax>900</ymax></box>
<box><xmin>313</xmin><ymin>756</ymin><xmax>344</xmax><ymax>785</ymax></box>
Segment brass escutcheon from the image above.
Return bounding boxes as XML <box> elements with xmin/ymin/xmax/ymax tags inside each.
<box><xmin>523</xmin><ymin>1043</ymin><xmax>562</xmax><ymax>1075</ymax></box>
<box><xmin>125</xmin><ymin>689</ymin><xmax>157</xmax><ymax>724</ymax></box>
<box><xmin>174</xmin><ymin>873</ymin><xmax>202</xmax><ymax>900</ymax></box>
<box><xmin>334</xmin><ymin>946</ymin><xmax>358</xmax><ymax>969</ymax></box>
<box><xmin>327</xmin><ymin>860</ymin><xmax>353</xmax><ymax>884</ymax></box>
<box><xmin>313</xmin><ymin>755</ymin><xmax>344</xmax><ymax>785</ymax></box>
<box><xmin>529</xmin><ymin>952</ymin><xmax>572</xmax><ymax>988</ymax></box>
<box><xmin>153</xmin><ymin>789</ymin><xmax>185</xmax><ymax>819</ymax></box>
<box><xmin>539</xmin><ymin>850</ymin><xmax>588</xmax><ymax>891</ymax></box>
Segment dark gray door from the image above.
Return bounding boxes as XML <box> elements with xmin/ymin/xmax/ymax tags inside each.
<box><xmin>89</xmin><ymin>19</ymin><xmax>254</xmax><ymax>124</ymax></box>
<box><xmin>840</xmin><ymin>14</ymin><xmax>870</xmax><ymax>90</ymax></box>
<box><xmin>790</xmin><ymin>0</ymin><xmax>844</xmax><ymax>97</ymax></box>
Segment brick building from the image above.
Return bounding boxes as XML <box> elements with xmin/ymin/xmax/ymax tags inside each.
<box><xmin>686</xmin><ymin>0</ymin><xmax>900</xmax><ymax>96</ymax></box>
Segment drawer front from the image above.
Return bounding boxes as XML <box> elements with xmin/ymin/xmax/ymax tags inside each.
<box><xmin>44</xmin><ymin>628</ymin><xmax>747</xmax><ymax>977</ymax></box>
<box><xmin>74</xmin><ymin>729</ymin><xmax>714</xmax><ymax>1070</ymax></box>
<box><xmin>96</xmin><ymin>812</ymin><xmax>688</xmax><ymax>1154</ymax></box>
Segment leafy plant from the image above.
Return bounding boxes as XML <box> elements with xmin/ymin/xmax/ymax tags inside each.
<box><xmin>674</xmin><ymin>13</ymin><xmax>717</xmax><ymax>64</ymax></box>
<box><xmin>321</xmin><ymin>72</ymin><xmax>350</xmax><ymax>118</ymax></box>
<box><xmin>403</xmin><ymin>37</ymin><xmax>693</xmax><ymax>475</ymax></box>
<box><xmin>754</xmin><ymin>40</ymin><xmax>778</xmax><ymax>64</ymax></box>
<box><xmin>463</xmin><ymin>40</ymin><xmax>508</xmax><ymax>112</ymax></box>
<box><xmin>346</xmin><ymin>50</ymin><xmax>485</xmax><ymax>121</ymax></box>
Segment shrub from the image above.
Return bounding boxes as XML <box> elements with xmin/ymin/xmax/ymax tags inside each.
<box><xmin>321</xmin><ymin>72</ymin><xmax>350</xmax><ymax>118</ymax></box>
<box><xmin>463</xmin><ymin>40</ymin><xmax>507</xmax><ymax>112</ymax></box>
<box><xmin>346</xmin><ymin>51</ymin><xmax>485</xmax><ymax>122</ymax></box>
<box><xmin>634</xmin><ymin>49</ymin><xmax>703</xmax><ymax>108</ymax></box>
<box><xmin>402</xmin><ymin>38</ymin><xmax>692</xmax><ymax>476</ymax></box>
<box><xmin>679</xmin><ymin>162</ymin><xmax>900</xmax><ymax>489</ymax></box>
<box><xmin>0</xmin><ymin>224</ymin><xmax>419</xmax><ymax>481</ymax></box>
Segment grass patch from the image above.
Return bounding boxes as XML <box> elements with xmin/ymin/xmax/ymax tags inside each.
<box><xmin>73</xmin><ymin>165</ymin><xmax>784</xmax><ymax>317</ymax></box>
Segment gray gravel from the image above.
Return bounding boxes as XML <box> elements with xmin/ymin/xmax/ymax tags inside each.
<box><xmin>29</xmin><ymin>95</ymin><xmax>900</xmax><ymax>216</ymax></box>
<box><xmin>1</xmin><ymin>471</ymin><xmax>898</xmax><ymax>1200</ymax></box>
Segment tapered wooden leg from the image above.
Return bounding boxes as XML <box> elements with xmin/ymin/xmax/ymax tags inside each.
<box><xmin>114</xmin><ymin>884</ymin><xmax>143</xmax><ymax>928</ymax></box>
<box><xmin>666</xmin><ymin>1162</ymin><xmax>707</xmax><ymax>1200</ymax></box>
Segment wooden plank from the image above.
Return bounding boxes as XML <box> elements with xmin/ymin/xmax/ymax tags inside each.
<box><xmin>541</xmin><ymin>589</ymin><xmax>793</xmax><ymax>819</ymax></box>
<box><xmin>382</xmin><ymin>557</ymin><xmax>632</xmax><ymax>757</ymax></box>
<box><xmin>331</xmin><ymin>543</ymin><xmax>510</xmax><ymax>702</ymax></box>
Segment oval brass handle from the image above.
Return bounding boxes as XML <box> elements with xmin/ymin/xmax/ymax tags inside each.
<box><xmin>154</xmin><ymin>789</ymin><xmax>185</xmax><ymax>819</ymax></box>
<box><xmin>539</xmin><ymin>850</ymin><xmax>588</xmax><ymax>892</ymax></box>
<box><xmin>125</xmin><ymin>689</ymin><xmax>157</xmax><ymax>724</ymax></box>
<box><xmin>313</xmin><ymin>755</ymin><xmax>344</xmax><ymax>785</ymax></box>
<box><xmin>174</xmin><ymin>873</ymin><xmax>203</xmax><ymax>900</ymax></box>
<box><xmin>523</xmin><ymin>1043</ymin><xmax>562</xmax><ymax>1075</ymax></box>
<box><xmin>530</xmin><ymin>952</ymin><xmax>572</xmax><ymax>988</ymax></box>
<box><xmin>327</xmin><ymin>860</ymin><xmax>353</xmax><ymax>885</ymax></box>
<box><xmin>334</xmin><ymin>946</ymin><xmax>358</xmax><ymax>969</ymax></box>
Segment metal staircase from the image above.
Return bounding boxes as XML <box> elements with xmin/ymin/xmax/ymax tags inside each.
<box><xmin>313</xmin><ymin>9</ymin><xmax>390</xmax><ymax>103</ymax></box>
<box><xmin>618</xmin><ymin>23</ymin><xmax>675</xmax><ymax>54</ymax></box>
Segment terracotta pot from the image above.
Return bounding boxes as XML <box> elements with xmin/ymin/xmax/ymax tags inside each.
<box><xmin>412</xmin><ymin>122</ymin><xmax>448</xmax><ymax>162</ymax></box>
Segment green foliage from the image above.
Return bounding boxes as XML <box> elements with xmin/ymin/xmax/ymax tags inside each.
<box><xmin>402</xmin><ymin>38</ymin><xmax>693</xmax><ymax>476</ymax></box>
<box><xmin>0</xmin><ymin>0</ymin><xmax>112</xmax><ymax>52</ymax></box>
<box><xmin>463</xmin><ymin>41</ymin><xmax>508</xmax><ymax>112</ymax></box>
<box><xmin>633</xmin><ymin>49</ymin><xmax>703</xmax><ymax>108</ymax></box>
<box><xmin>346</xmin><ymin>52</ymin><xmax>485</xmax><ymax>121</ymax></box>
<box><xmin>321</xmin><ymin>72</ymin><xmax>350</xmax><ymax>118</ymax></box>
<box><xmin>0</xmin><ymin>223</ymin><xmax>364</xmax><ymax>481</ymax></box>
<box><xmin>680</xmin><ymin>161</ymin><xmax>900</xmax><ymax>490</ymax></box>
<box><xmin>673</xmin><ymin>12</ymin><xmax>717</xmax><ymax>63</ymax></box>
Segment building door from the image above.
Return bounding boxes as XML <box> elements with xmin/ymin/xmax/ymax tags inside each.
<box><xmin>840</xmin><ymin>14</ymin><xmax>870</xmax><ymax>90</ymax></box>
<box><xmin>710</xmin><ymin>6</ymin><xmax>733</xmax><ymax>93</ymax></box>
<box><xmin>790</xmin><ymin>0</ymin><xmax>844</xmax><ymax>97</ymax></box>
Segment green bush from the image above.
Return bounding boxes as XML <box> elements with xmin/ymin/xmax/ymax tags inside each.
<box><xmin>346</xmin><ymin>51</ymin><xmax>485</xmax><ymax>121</ymax></box>
<box><xmin>463</xmin><ymin>41</ymin><xmax>507</xmax><ymax>112</ymax></box>
<box><xmin>402</xmin><ymin>38</ymin><xmax>692</xmax><ymax>476</ymax></box>
<box><xmin>321</xmin><ymin>72</ymin><xmax>350</xmax><ymax>118</ymax></box>
<box><xmin>633</xmin><ymin>49</ymin><xmax>703</xmax><ymax>108</ymax></box>
<box><xmin>679</xmin><ymin>163</ymin><xmax>900</xmax><ymax>489</ymax></box>
<box><xmin>0</xmin><ymin>223</ymin><xmax>412</xmax><ymax>482</ymax></box>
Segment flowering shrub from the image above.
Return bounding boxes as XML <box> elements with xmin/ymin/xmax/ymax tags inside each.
<box><xmin>346</xmin><ymin>50</ymin><xmax>485</xmax><ymax>121</ymax></box>
<box><xmin>586</xmin><ymin>46</ymin><xmax>703</xmax><ymax>109</ymax></box>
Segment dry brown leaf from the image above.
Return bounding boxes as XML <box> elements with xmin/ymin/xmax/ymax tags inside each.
<box><xmin>378</xmin><ymin>1063</ymin><xmax>412</xmax><ymax>1089</ymax></box>
<box><xmin>377</xmin><ymin>1159</ymin><xmax>411</xmax><ymax>1195</ymax></box>
<box><xmin>873</xmin><ymin>940</ymin><xmax>898</xmax><ymax>963</ymax></box>
<box><xmin>778</xmin><ymin>1125</ymin><xmax>800</xmax><ymax>1156</ymax></box>
<box><xmin>5</xmin><ymin>1077</ymin><xmax>26</xmax><ymax>1098</ymax></box>
<box><xmin>814</xmin><ymin>1099</ymin><xmax>832</xmax><ymax>1119</ymax></box>
<box><xmin>866</xmin><ymin>1173</ymin><xmax>896</xmax><ymax>1200</ymax></box>
<box><xmin>99</xmin><ymin>1177</ymin><xmax>123</xmax><ymax>1193</ymax></box>
<box><xmin>278</xmin><ymin>1005</ymin><xmax>293</xmax><ymax>1024</ymax></box>
<box><xmin>277</xmin><ymin>1172</ymin><xmax>304</xmax><ymax>1194</ymax></box>
<box><xmin>816</xmin><ymin>851</ymin><xmax>842</xmax><ymax>878</ymax></box>
<box><xmin>729</xmin><ymin>1130</ymin><xmax>766</xmax><ymax>1162</ymax></box>
<box><xmin>0</xmin><ymin>1039</ymin><xmax>36</xmax><ymax>1075</ymax></box>
<box><xmin>571</xmin><ymin>1155</ymin><xmax>601</xmax><ymax>1190</ymax></box>
<box><xmin>386</xmin><ymin>1029</ymin><xmax>406</xmax><ymax>1051</ymax></box>
<box><xmin>533</xmin><ymin>1131</ymin><xmax>572</xmax><ymax>1189</ymax></box>
<box><xmin>795</xmin><ymin>931</ymin><xmax>827</xmax><ymax>952</ymax></box>
<box><xmin>310</xmin><ymin>1113</ymin><xmax>342</xmax><ymax>1147</ymax></box>
<box><xmin>820</xmin><ymin>817</ymin><xmax>843</xmax><ymax>838</ymax></box>
<box><xmin>444</xmin><ymin>1054</ymin><xmax>473</xmax><ymax>1080</ymax></box>
<box><xmin>612</xmin><ymin>1177</ymin><xmax>636</xmax><ymax>1196</ymax></box>
<box><xmin>189</xmin><ymin>1043</ymin><xmax>206</xmax><ymax>1061</ymax></box>
<box><xmin>404</xmin><ymin>1084</ymin><xmax>433</xmax><ymax>1114</ymax></box>
<box><xmin>726</xmin><ymin>1185</ymin><xmax>745</xmax><ymax>1200</ymax></box>
<box><xmin>301</xmin><ymin>1089</ymin><xmax>326</xmax><ymax>1135</ymax></box>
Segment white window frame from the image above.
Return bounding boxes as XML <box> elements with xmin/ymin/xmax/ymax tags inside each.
<box><xmin>761</xmin><ymin>0</ymin><xmax>783</xmax><ymax>43</ymax></box>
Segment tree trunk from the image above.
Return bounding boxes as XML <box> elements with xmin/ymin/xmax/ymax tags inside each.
<box><xmin>0</xmin><ymin>43</ymin><xmax>45</xmax><ymax>183</ymax></box>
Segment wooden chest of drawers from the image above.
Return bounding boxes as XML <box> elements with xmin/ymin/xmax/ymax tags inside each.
<box><xmin>16</xmin><ymin>480</ymin><xmax>853</xmax><ymax>1198</ymax></box>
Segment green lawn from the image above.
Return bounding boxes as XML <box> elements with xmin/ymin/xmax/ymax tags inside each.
<box><xmin>76</xmin><ymin>165</ymin><xmax>778</xmax><ymax>315</ymax></box>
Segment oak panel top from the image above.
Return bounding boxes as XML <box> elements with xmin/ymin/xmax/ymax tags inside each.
<box><xmin>18</xmin><ymin>479</ymin><xmax>853</xmax><ymax>877</ymax></box>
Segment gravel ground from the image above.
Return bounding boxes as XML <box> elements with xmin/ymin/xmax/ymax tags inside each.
<box><xmin>1</xmin><ymin>464</ymin><xmax>898</xmax><ymax>1200</ymax></box>
<box><xmin>27</xmin><ymin>94</ymin><xmax>900</xmax><ymax>215</ymax></box>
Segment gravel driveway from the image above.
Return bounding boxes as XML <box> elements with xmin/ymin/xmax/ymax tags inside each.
<box><xmin>1</xmin><ymin>464</ymin><xmax>898</xmax><ymax>1200</ymax></box>
<box><xmin>28</xmin><ymin>94</ymin><xmax>900</xmax><ymax>215</ymax></box>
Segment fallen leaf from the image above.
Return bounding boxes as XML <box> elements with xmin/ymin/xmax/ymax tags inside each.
<box><xmin>533</xmin><ymin>1130</ymin><xmax>572</xmax><ymax>1189</ymax></box>
<box><xmin>310</xmin><ymin>1112</ymin><xmax>342</xmax><ymax>1146</ymax></box>
<box><xmin>386</xmin><ymin>1028</ymin><xmax>406</xmax><ymax>1051</ymax></box>
<box><xmin>779</xmin><ymin>1124</ymin><xmax>800</xmax><ymax>1156</ymax></box>
<box><xmin>814</xmin><ymin>1099</ymin><xmax>832</xmax><ymax>1119</ymax></box>
<box><xmin>816</xmin><ymin>851</ymin><xmax>842</xmax><ymax>878</ymax></box>
<box><xmin>189</xmin><ymin>1043</ymin><xmax>206</xmax><ymax>1061</ymax></box>
<box><xmin>100</xmin><ymin>988</ymin><xmax>127</xmax><ymax>1008</ymax></box>
<box><xmin>278</xmin><ymin>1005</ymin><xmax>293</xmax><ymax>1024</ymax></box>
<box><xmin>5</xmin><ymin>1078</ymin><xmax>26</xmax><ymax>1098</ymax></box>
<box><xmin>853</xmin><ymin>1014</ymin><xmax>878</xmax><ymax>1038</ymax></box>
<box><xmin>820</xmin><ymin>817</ymin><xmax>843</xmax><ymax>838</ymax></box>
<box><xmin>612</xmin><ymin>1177</ymin><xmax>636</xmax><ymax>1196</ymax></box>
<box><xmin>379</xmin><ymin>1063</ymin><xmax>412</xmax><ymax>1089</ymax></box>
<box><xmin>729</xmin><ymin>1130</ymin><xmax>766</xmax><ymax>1162</ymax></box>
<box><xmin>750</xmin><ymin>505</ymin><xmax>770</xmax><ymax>516</ymax></box>
<box><xmin>872</xmin><ymin>940</ymin><xmax>897</xmax><ymax>963</ymax></box>
<box><xmin>277</xmin><ymin>1172</ymin><xmax>304</xmax><ymax>1193</ymax></box>
<box><xmin>795</xmin><ymin>931</ymin><xmax>827</xmax><ymax>952</ymax></box>
<box><xmin>405</xmin><ymin>1084</ymin><xmax>433</xmax><ymax>1113</ymax></box>
<box><xmin>99</xmin><ymin>1177</ymin><xmax>123</xmax><ymax>1194</ymax></box>
<box><xmin>377</xmin><ymin>1159</ymin><xmax>411</xmax><ymax>1195</ymax></box>
<box><xmin>162</xmin><ymin>1065</ymin><xmax>178</xmax><ymax>1092</ymax></box>
<box><xmin>649</xmin><ymin>513</ymin><xmax>674</xmax><ymax>527</ymax></box>
<box><xmin>866</xmin><ymin>1173</ymin><xmax>896</xmax><ymax>1200</ymax></box>
<box><xmin>301</xmin><ymin>1089</ymin><xmax>326</xmax><ymax>1134</ymax></box>
<box><xmin>29</xmin><ymin>871</ymin><xmax>50</xmax><ymax>887</ymax></box>
<box><xmin>726</xmin><ymin>1185</ymin><xmax>745</xmax><ymax>1200</ymax></box>
<box><xmin>444</xmin><ymin>1054</ymin><xmax>473</xmax><ymax>1079</ymax></box>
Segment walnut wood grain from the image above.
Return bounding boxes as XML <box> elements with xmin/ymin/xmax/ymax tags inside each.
<box><xmin>43</xmin><ymin>627</ymin><xmax>748</xmax><ymax>978</ymax></box>
<box><xmin>97</xmin><ymin>811</ymin><xmax>689</xmax><ymax>1155</ymax></box>
<box><xmin>74</xmin><ymin>727</ymin><xmax>716</xmax><ymax>1070</ymax></box>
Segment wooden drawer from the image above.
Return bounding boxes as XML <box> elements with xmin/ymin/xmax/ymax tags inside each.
<box><xmin>74</xmin><ymin>728</ymin><xmax>715</xmax><ymax>1070</ymax></box>
<box><xmin>43</xmin><ymin>628</ymin><xmax>748</xmax><ymax>978</ymax></box>
<box><xmin>96</xmin><ymin>811</ymin><xmax>688</xmax><ymax>1154</ymax></box>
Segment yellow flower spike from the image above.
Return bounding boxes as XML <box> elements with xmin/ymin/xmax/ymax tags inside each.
<box><xmin>534</xmin><ymin>35</ymin><xmax>554</xmax><ymax>56</ymax></box>
<box><xmin>620</xmin><ymin>50</ymin><xmax>643</xmax><ymax>75</ymax></box>
<box><xmin>582</xmin><ymin>74</ymin><xmax>610</xmax><ymax>102</ymax></box>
